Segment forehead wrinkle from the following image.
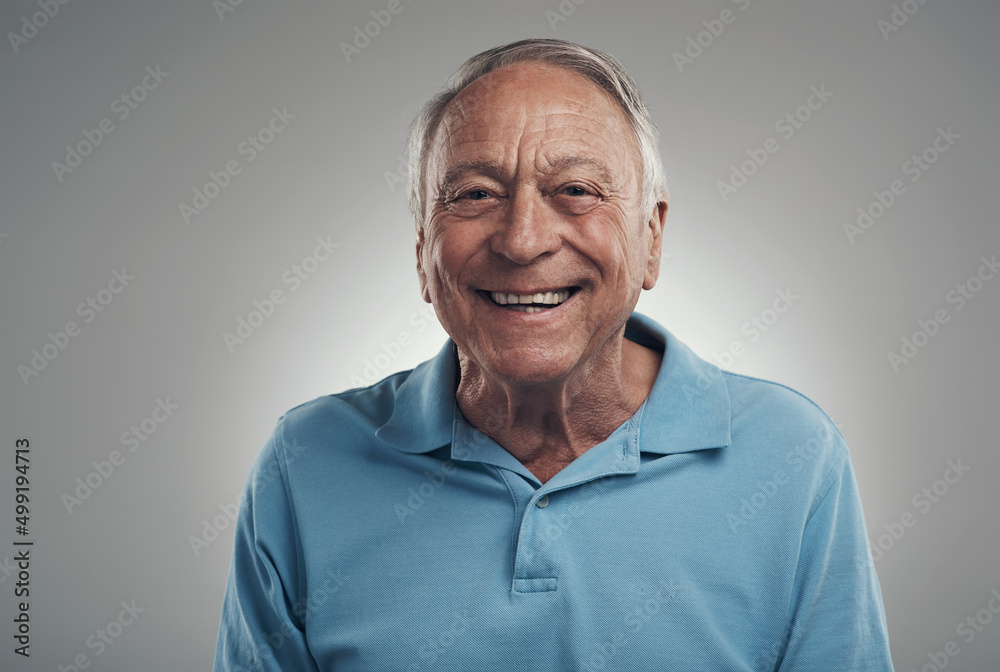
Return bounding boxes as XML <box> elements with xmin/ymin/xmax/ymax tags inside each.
<box><xmin>432</xmin><ymin>67</ymin><xmax>640</xmax><ymax>197</ymax></box>
<box><xmin>532</xmin><ymin>104</ymin><xmax>638</xmax><ymax>190</ymax></box>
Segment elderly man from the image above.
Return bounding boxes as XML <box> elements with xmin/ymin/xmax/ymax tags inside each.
<box><xmin>214</xmin><ymin>39</ymin><xmax>894</xmax><ymax>671</ymax></box>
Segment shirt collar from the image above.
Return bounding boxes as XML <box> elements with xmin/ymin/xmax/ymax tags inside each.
<box><xmin>374</xmin><ymin>311</ymin><xmax>731</xmax><ymax>456</ymax></box>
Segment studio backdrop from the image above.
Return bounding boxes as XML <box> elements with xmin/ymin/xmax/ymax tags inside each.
<box><xmin>0</xmin><ymin>0</ymin><xmax>997</xmax><ymax>670</ymax></box>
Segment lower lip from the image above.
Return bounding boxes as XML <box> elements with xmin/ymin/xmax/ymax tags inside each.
<box><xmin>477</xmin><ymin>289</ymin><xmax>578</xmax><ymax>320</ymax></box>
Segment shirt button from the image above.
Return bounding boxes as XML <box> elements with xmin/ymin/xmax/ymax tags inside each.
<box><xmin>536</xmin><ymin>495</ymin><xmax>549</xmax><ymax>508</ymax></box>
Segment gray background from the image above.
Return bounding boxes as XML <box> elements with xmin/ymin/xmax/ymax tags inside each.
<box><xmin>1</xmin><ymin>0</ymin><xmax>997</xmax><ymax>669</ymax></box>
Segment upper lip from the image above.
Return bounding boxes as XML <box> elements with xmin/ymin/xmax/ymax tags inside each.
<box><xmin>478</xmin><ymin>284</ymin><xmax>578</xmax><ymax>294</ymax></box>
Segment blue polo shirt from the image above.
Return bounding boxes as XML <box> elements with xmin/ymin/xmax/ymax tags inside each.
<box><xmin>213</xmin><ymin>312</ymin><xmax>894</xmax><ymax>671</ymax></box>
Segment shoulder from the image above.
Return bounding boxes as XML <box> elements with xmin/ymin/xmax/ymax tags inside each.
<box><xmin>723</xmin><ymin>370</ymin><xmax>842</xmax><ymax>437</ymax></box>
<box><xmin>278</xmin><ymin>370</ymin><xmax>412</xmax><ymax>441</ymax></box>
<box><xmin>721</xmin><ymin>370</ymin><xmax>850</xmax><ymax>503</ymax></box>
<box><xmin>289</xmin><ymin>370</ymin><xmax>415</xmax><ymax>439</ymax></box>
<box><xmin>248</xmin><ymin>369</ymin><xmax>417</xmax><ymax>484</ymax></box>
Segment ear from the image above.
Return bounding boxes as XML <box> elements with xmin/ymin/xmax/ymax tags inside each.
<box><xmin>416</xmin><ymin>223</ymin><xmax>431</xmax><ymax>303</ymax></box>
<box><xmin>642</xmin><ymin>196</ymin><xmax>668</xmax><ymax>291</ymax></box>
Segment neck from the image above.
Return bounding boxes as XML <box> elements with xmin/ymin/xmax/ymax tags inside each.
<box><xmin>455</xmin><ymin>330</ymin><xmax>662</xmax><ymax>483</ymax></box>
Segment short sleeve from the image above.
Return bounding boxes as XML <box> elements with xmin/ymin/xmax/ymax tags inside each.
<box><xmin>213</xmin><ymin>429</ymin><xmax>320</xmax><ymax>672</ymax></box>
<box><xmin>776</xmin><ymin>452</ymin><xmax>895</xmax><ymax>671</ymax></box>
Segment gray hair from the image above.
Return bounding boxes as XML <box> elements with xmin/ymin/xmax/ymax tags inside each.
<box><xmin>406</xmin><ymin>38</ymin><xmax>668</xmax><ymax>228</ymax></box>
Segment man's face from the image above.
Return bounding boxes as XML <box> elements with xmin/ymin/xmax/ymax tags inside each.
<box><xmin>417</xmin><ymin>62</ymin><xmax>665</xmax><ymax>384</ymax></box>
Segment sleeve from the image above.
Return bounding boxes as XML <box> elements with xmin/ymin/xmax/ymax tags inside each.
<box><xmin>213</xmin><ymin>428</ymin><xmax>321</xmax><ymax>672</ymax></box>
<box><xmin>776</xmin><ymin>451</ymin><xmax>895</xmax><ymax>671</ymax></box>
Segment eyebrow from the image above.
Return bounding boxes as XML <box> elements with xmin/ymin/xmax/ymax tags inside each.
<box><xmin>437</xmin><ymin>160</ymin><xmax>508</xmax><ymax>199</ymax></box>
<box><xmin>546</xmin><ymin>156</ymin><xmax>616</xmax><ymax>187</ymax></box>
<box><xmin>436</xmin><ymin>155</ymin><xmax>618</xmax><ymax>199</ymax></box>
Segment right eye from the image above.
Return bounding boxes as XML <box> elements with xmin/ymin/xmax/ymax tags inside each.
<box><xmin>444</xmin><ymin>188</ymin><xmax>503</xmax><ymax>217</ymax></box>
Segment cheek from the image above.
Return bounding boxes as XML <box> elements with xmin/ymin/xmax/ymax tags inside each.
<box><xmin>425</xmin><ymin>227</ymin><xmax>484</xmax><ymax>291</ymax></box>
<box><xmin>574</xmin><ymin>211</ymin><xmax>641</xmax><ymax>277</ymax></box>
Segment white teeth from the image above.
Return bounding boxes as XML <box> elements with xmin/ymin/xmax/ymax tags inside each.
<box><xmin>489</xmin><ymin>288</ymin><xmax>572</xmax><ymax>308</ymax></box>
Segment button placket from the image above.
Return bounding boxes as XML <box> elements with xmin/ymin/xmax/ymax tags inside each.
<box><xmin>512</xmin><ymin>491</ymin><xmax>563</xmax><ymax>593</ymax></box>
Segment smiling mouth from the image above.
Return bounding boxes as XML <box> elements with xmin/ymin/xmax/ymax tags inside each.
<box><xmin>480</xmin><ymin>288</ymin><xmax>578</xmax><ymax>313</ymax></box>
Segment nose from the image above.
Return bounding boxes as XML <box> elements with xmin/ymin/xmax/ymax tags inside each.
<box><xmin>489</xmin><ymin>185</ymin><xmax>562</xmax><ymax>265</ymax></box>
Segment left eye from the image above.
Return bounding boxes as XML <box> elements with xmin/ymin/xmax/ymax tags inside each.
<box><xmin>465</xmin><ymin>190</ymin><xmax>491</xmax><ymax>200</ymax></box>
<box><xmin>563</xmin><ymin>186</ymin><xmax>589</xmax><ymax>197</ymax></box>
